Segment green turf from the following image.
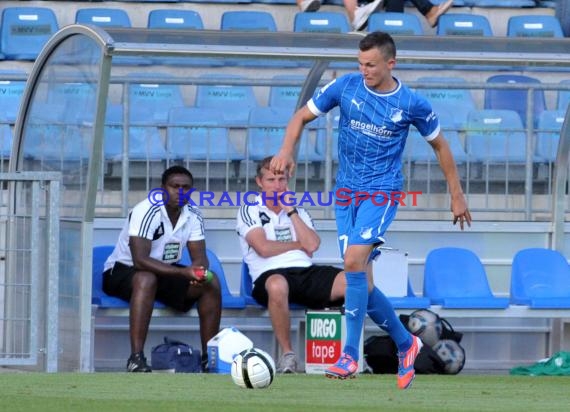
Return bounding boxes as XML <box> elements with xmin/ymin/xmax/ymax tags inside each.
<box><xmin>0</xmin><ymin>373</ymin><xmax>569</xmax><ymax>412</ymax></box>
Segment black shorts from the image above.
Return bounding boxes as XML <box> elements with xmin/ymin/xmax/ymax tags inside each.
<box><xmin>252</xmin><ymin>265</ymin><xmax>344</xmax><ymax>309</ymax></box>
<box><xmin>102</xmin><ymin>262</ymin><xmax>196</xmax><ymax>312</ymax></box>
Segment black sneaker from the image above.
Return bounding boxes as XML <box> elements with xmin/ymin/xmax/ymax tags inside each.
<box><xmin>126</xmin><ymin>351</ymin><xmax>152</xmax><ymax>373</ymax></box>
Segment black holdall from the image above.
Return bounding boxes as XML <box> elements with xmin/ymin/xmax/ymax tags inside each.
<box><xmin>151</xmin><ymin>336</ymin><xmax>202</xmax><ymax>373</ymax></box>
<box><xmin>364</xmin><ymin>309</ymin><xmax>465</xmax><ymax>375</ymax></box>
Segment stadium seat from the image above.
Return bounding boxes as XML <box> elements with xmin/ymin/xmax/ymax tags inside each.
<box><xmin>388</xmin><ymin>281</ymin><xmax>431</xmax><ymax>310</ymax></box>
<box><xmin>240</xmin><ymin>262</ymin><xmax>261</xmax><ymax>307</ymax></box>
<box><xmin>0</xmin><ymin>7</ymin><xmax>59</xmax><ymax>60</ymax></box>
<box><xmin>510</xmin><ymin>248</ymin><xmax>570</xmax><ymax>308</ymax></box>
<box><xmin>557</xmin><ymin>79</ymin><xmax>570</xmax><ymax>111</ymax></box>
<box><xmin>367</xmin><ymin>12</ymin><xmax>423</xmax><ymax>35</ymax></box>
<box><xmin>240</xmin><ymin>262</ymin><xmax>304</xmax><ymax>309</ymax></box>
<box><xmin>0</xmin><ymin>72</ymin><xmax>26</xmax><ymax>124</ymax></box>
<box><xmin>103</xmin><ymin>104</ymin><xmax>167</xmax><ymax>161</ymax></box>
<box><xmin>293</xmin><ymin>12</ymin><xmax>351</xmax><ymax>33</ymax></box>
<box><xmin>220</xmin><ymin>11</ymin><xmax>277</xmax><ymax>31</ymax></box>
<box><xmin>268</xmin><ymin>75</ymin><xmax>305</xmax><ymax>110</ymax></box>
<box><xmin>91</xmin><ymin>245</ymin><xmax>132</xmax><ymax>308</ymax></box>
<box><xmin>48</xmin><ymin>81</ymin><xmax>97</xmax><ymax>123</ymax></box>
<box><xmin>147</xmin><ymin>9</ymin><xmax>204</xmax><ymax>29</ymax></box>
<box><xmin>0</xmin><ymin>124</ymin><xmax>13</xmax><ymax>161</ymax></box>
<box><xmin>195</xmin><ymin>74</ymin><xmax>258</xmax><ymax>126</ymax></box>
<box><xmin>403</xmin><ymin>127</ymin><xmax>466</xmax><ymax>164</ymax></box>
<box><xmin>166</xmin><ymin>107</ymin><xmax>243</xmax><ymax>161</ymax></box>
<box><xmin>180</xmin><ymin>249</ymin><xmax>246</xmax><ymax>309</ymax></box>
<box><xmin>127</xmin><ymin>73</ymin><xmax>186</xmax><ymax>125</ymax></box>
<box><xmin>316</xmin><ymin>108</ymin><xmax>340</xmax><ymax>161</ymax></box>
<box><xmin>75</xmin><ymin>8</ymin><xmax>132</xmax><ymax>27</ymax></box>
<box><xmin>423</xmin><ymin>247</ymin><xmax>510</xmax><ymax>309</ymax></box>
<box><xmin>146</xmin><ymin>10</ymin><xmax>225</xmax><ymax>67</ymax></box>
<box><xmin>507</xmin><ymin>15</ymin><xmax>564</xmax><ymax>38</ymax></box>
<box><xmin>415</xmin><ymin>76</ymin><xmax>477</xmax><ymax>129</ymax></box>
<box><xmin>247</xmin><ymin>107</ymin><xmax>322</xmax><ymax>162</ymax></box>
<box><xmin>220</xmin><ymin>11</ymin><xmax>296</xmax><ymax>68</ymax></box>
<box><xmin>468</xmin><ymin>0</ymin><xmax>537</xmax><ymax>7</ymax></box>
<box><xmin>484</xmin><ymin>74</ymin><xmax>546</xmax><ymax>128</ymax></box>
<box><xmin>436</xmin><ymin>14</ymin><xmax>493</xmax><ymax>36</ymax></box>
<box><xmin>535</xmin><ymin>110</ymin><xmax>565</xmax><ymax>162</ymax></box>
<box><xmin>465</xmin><ymin>109</ymin><xmax>527</xmax><ymax>162</ymax></box>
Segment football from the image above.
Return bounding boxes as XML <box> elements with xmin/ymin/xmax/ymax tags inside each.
<box><xmin>433</xmin><ymin>339</ymin><xmax>466</xmax><ymax>374</ymax></box>
<box><xmin>407</xmin><ymin>309</ymin><xmax>443</xmax><ymax>347</ymax></box>
<box><xmin>230</xmin><ymin>347</ymin><xmax>276</xmax><ymax>389</ymax></box>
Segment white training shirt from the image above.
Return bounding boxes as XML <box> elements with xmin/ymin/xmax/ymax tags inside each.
<box><xmin>236</xmin><ymin>195</ymin><xmax>314</xmax><ymax>281</ymax></box>
<box><xmin>104</xmin><ymin>198</ymin><xmax>205</xmax><ymax>271</ymax></box>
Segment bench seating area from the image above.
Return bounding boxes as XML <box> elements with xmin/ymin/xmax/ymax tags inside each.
<box><xmin>91</xmin><ymin>244</ymin><xmax>570</xmax><ymax>371</ymax></box>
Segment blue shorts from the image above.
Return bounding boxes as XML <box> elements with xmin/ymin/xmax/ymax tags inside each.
<box><xmin>334</xmin><ymin>191</ymin><xmax>398</xmax><ymax>259</ymax></box>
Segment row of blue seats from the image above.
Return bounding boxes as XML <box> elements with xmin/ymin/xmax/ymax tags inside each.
<box><xmin>52</xmin><ymin>0</ymin><xmax>544</xmax><ymax>6</ymax></box>
<box><xmin>92</xmin><ymin>245</ymin><xmax>570</xmax><ymax>311</ymax></box>
<box><xmin>2</xmin><ymin>71</ymin><xmax>567</xmax><ymax>127</ymax></box>
<box><xmin>2</xmin><ymin>105</ymin><xmax>564</xmax><ymax>164</ymax></box>
<box><xmin>374</xmin><ymin>12</ymin><xmax>564</xmax><ymax>37</ymax></box>
<box><xmin>0</xmin><ymin>6</ymin><xmax>565</xmax><ymax>61</ymax></box>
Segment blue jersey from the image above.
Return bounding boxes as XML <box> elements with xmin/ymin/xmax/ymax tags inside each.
<box><xmin>308</xmin><ymin>73</ymin><xmax>440</xmax><ymax>192</ymax></box>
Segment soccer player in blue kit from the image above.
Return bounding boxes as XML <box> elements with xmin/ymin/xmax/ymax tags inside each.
<box><xmin>270</xmin><ymin>31</ymin><xmax>471</xmax><ymax>389</ymax></box>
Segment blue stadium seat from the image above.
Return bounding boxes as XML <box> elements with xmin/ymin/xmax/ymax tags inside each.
<box><xmin>146</xmin><ymin>10</ymin><xmax>224</xmax><ymax>67</ymax></box>
<box><xmin>0</xmin><ymin>124</ymin><xmax>12</xmax><ymax>160</ymax></box>
<box><xmin>128</xmin><ymin>73</ymin><xmax>186</xmax><ymax>125</ymax></box>
<box><xmin>415</xmin><ymin>76</ymin><xmax>477</xmax><ymax>129</ymax></box>
<box><xmin>166</xmin><ymin>107</ymin><xmax>243</xmax><ymax>161</ymax></box>
<box><xmin>195</xmin><ymin>74</ymin><xmax>258</xmax><ymax>126</ymax></box>
<box><xmin>465</xmin><ymin>109</ymin><xmax>527</xmax><ymax>162</ymax></box>
<box><xmin>92</xmin><ymin>245</ymin><xmax>132</xmax><ymax>308</ymax></box>
<box><xmin>484</xmin><ymin>74</ymin><xmax>546</xmax><ymax>128</ymax></box>
<box><xmin>423</xmin><ymin>247</ymin><xmax>509</xmax><ymax>309</ymax></box>
<box><xmin>437</xmin><ymin>13</ymin><xmax>493</xmax><ymax>36</ymax></box>
<box><xmin>0</xmin><ymin>7</ymin><xmax>59</xmax><ymax>60</ymax></box>
<box><xmin>294</xmin><ymin>12</ymin><xmax>351</xmax><ymax>33</ymax></box>
<box><xmin>316</xmin><ymin>108</ymin><xmax>340</xmax><ymax>161</ymax></box>
<box><xmin>0</xmin><ymin>72</ymin><xmax>26</xmax><ymax>124</ymax></box>
<box><xmin>368</xmin><ymin>12</ymin><xmax>423</xmax><ymax>35</ymax></box>
<box><xmin>468</xmin><ymin>1</ymin><xmax>536</xmax><ymax>7</ymax></box>
<box><xmin>147</xmin><ymin>9</ymin><xmax>203</xmax><ymax>29</ymax></box>
<box><xmin>389</xmin><ymin>281</ymin><xmax>431</xmax><ymax>310</ymax></box>
<box><xmin>507</xmin><ymin>14</ymin><xmax>564</xmax><ymax>38</ymax></box>
<box><xmin>75</xmin><ymin>8</ymin><xmax>132</xmax><ymax>27</ymax></box>
<box><xmin>557</xmin><ymin>79</ymin><xmax>570</xmax><ymax>111</ymax></box>
<box><xmin>48</xmin><ymin>81</ymin><xmax>97</xmax><ymax>123</ymax></box>
<box><xmin>104</xmin><ymin>104</ymin><xmax>167</xmax><ymax>161</ymax></box>
<box><xmin>220</xmin><ymin>11</ymin><xmax>296</xmax><ymax>68</ymax></box>
<box><xmin>247</xmin><ymin>107</ymin><xmax>322</xmax><ymax>162</ymax></box>
<box><xmin>240</xmin><ymin>261</ymin><xmax>305</xmax><ymax>309</ymax></box>
<box><xmin>220</xmin><ymin>11</ymin><xmax>277</xmax><ymax>31</ymax></box>
<box><xmin>268</xmin><ymin>75</ymin><xmax>305</xmax><ymax>110</ymax></box>
<box><xmin>510</xmin><ymin>248</ymin><xmax>570</xmax><ymax>308</ymax></box>
<box><xmin>404</xmin><ymin>127</ymin><xmax>466</xmax><ymax>164</ymax></box>
<box><xmin>180</xmin><ymin>248</ymin><xmax>246</xmax><ymax>309</ymax></box>
<box><xmin>536</xmin><ymin>110</ymin><xmax>565</xmax><ymax>162</ymax></box>
<box><xmin>240</xmin><ymin>262</ymin><xmax>261</xmax><ymax>307</ymax></box>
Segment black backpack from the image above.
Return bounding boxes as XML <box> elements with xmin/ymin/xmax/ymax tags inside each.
<box><xmin>364</xmin><ymin>309</ymin><xmax>465</xmax><ymax>375</ymax></box>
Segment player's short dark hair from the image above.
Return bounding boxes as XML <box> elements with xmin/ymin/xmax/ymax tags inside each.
<box><xmin>161</xmin><ymin>165</ymin><xmax>193</xmax><ymax>186</ymax></box>
<box><xmin>359</xmin><ymin>31</ymin><xmax>396</xmax><ymax>60</ymax></box>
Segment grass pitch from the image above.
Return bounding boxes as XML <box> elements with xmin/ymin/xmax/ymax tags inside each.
<box><xmin>1</xmin><ymin>372</ymin><xmax>568</xmax><ymax>412</ymax></box>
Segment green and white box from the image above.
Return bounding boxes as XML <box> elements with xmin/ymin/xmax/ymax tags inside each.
<box><xmin>305</xmin><ymin>309</ymin><xmax>363</xmax><ymax>374</ymax></box>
